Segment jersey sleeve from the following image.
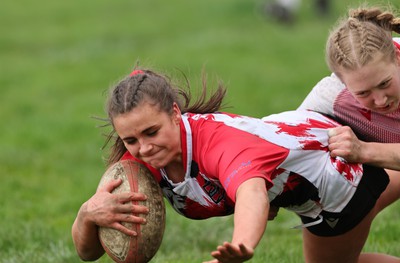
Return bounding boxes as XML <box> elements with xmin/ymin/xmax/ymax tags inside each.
<box><xmin>195</xmin><ymin>126</ymin><xmax>289</xmax><ymax>203</ymax></box>
<box><xmin>297</xmin><ymin>73</ymin><xmax>345</xmax><ymax>117</ymax></box>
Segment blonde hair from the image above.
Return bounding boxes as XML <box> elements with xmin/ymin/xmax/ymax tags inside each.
<box><xmin>326</xmin><ymin>5</ymin><xmax>400</xmax><ymax>75</ymax></box>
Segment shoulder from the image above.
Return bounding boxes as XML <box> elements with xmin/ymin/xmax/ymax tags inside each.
<box><xmin>297</xmin><ymin>73</ymin><xmax>345</xmax><ymax>116</ymax></box>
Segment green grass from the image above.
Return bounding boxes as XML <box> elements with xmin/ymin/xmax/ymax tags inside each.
<box><xmin>1</xmin><ymin>0</ymin><xmax>399</xmax><ymax>262</ymax></box>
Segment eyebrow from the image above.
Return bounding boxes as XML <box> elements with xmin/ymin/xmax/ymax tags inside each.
<box><xmin>142</xmin><ymin>125</ymin><xmax>157</xmax><ymax>134</ymax></box>
<box><xmin>377</xmin><ymin>76</ymin><xmax>391</xmax><ymax>86</ymax></box>
<box><xmin>121</xmin><ymin>125</ymin><xmax>157</xmax><ymax>141</ymax></box>
<box><xmin>121</xmin><ymin>135</ymin><xmax>136</xmax><ymax>141</ymax></box>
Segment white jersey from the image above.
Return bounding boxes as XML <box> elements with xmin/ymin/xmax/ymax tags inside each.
<box><xmin>125</xmin><ymin>110</ymin><xmax>363</xmax><ymax>220</ymax></box>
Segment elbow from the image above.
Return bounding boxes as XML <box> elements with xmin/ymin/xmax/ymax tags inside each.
<box><xmin>72</xmin><ymin>230</ymin><xmax>105</xmax><ymax>261</ymax></box>
<box><xmin>75</xmin><ymin>247</ymin><xmax>104</xmax><ymax>262</ymax></box>
<box><xmin>71</xmin><ymin>209</ymin><xmax>105</xmax><ymax>261</ymax></box>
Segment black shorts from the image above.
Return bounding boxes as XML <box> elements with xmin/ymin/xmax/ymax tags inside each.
<box><xmin>299</xmin><ymin>164</ymin><xmax>389</xmax><ymax>237</ymax></box>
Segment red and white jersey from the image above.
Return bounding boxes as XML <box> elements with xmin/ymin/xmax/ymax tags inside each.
<box><xmin>123</xmin><ymin>110</ymin><xmax>363</xmax><ymax>220</ymax></box>
<box><xmin>298</xmin><ymin>38</ymin><xmax>400</xmax><ymax>142</ymax></box>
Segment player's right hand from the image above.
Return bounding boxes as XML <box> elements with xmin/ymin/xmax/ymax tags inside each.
<box><xmin>327</xmin><ymin>126</ymin><xmax>364</xmax><ymax>163</ymax></box>
<box><xmin>85</xmin><ymin>179</ymin><xmax>149</xmax><ymax>236</ymax></box>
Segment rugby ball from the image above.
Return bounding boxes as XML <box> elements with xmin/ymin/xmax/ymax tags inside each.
<box><xmin>97</xmin><ymin>159</ymin><xmax>166</xmax><ymax>263</ymax></box>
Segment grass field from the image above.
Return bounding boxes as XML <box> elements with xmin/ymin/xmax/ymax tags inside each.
<box><xmin>1</xmin><ymin>0</ymin><xmax>400</xmax><ymax>262</ymax></box>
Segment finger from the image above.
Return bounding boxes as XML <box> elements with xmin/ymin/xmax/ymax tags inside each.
<box><xmin>210</xmin><ymin>246</ymin><xmax>226</xmax><ymax>260</ymax></box>
<box><xmin>116</xmin><ymin>203</ymin><xmax>149</xmax><ymax>214</ymax></box>
<box><xmin>115</xmin><ymin>213</ymin><xmax>147</xmax><ymax>224</ymax></box>
<box><xmin>328</xmin><ymin>140</ymin><xmax>351</xmax><ymax>156</ymax></box>
<box><xmin>117</xmin><ymin>192</ymin><xmax>147</xmax><ymax>203</ymax></box>
<box><xmin>328</xmin><ymin>139</ymin><xmax>347</xmax><ymax>153</ymax></box>
<box><xmin>210</xmin><ymin>250</ymin><xmax>221</xmax><ymax>258</ymax></box>
<box><xmin>330</xmin><ymin>149</ymin><xmax>351</xmax><ymax>163</ymax></box>
<box><xmin>212</xmin><ymin>252</ymin><xmax>226</xmax><ymax>262</ymax></box>
<box><xmin>238</xmin><ymin>243</ymin><xmax>254</xmax><ymax>260</ymax></box>
<box><xmin>328</xmin><ymin>141</ymin><xmax>338</xmax><ymax>152</ymax></box>
<box><xmin>239</xmin><ymin>243</ymin><xmax>252</xmax><ymax>255</ymax></box>
<box><xmin>327</xmin><ymin>128</ymin><xmax>337</xmax><ymax>137</ymax></box>
<box><xmin>110</xmin><ymin>222</ymin><xmax>138</xmax><ymax>237</ymax></box>
<box><xmin>329</xmin><ymin>147</ymin><xmax>345</xmax><ymax>159</ymax></box>
<box><xmin>99</xmin><ymin>179</ymin><xmax>123</xmax><ymax>193</ymax></box>
<box><xmin>334</xmin><ymin>126</ymin><xmax>355</xmax><ymax>140</ymax></box>
<box><xmin>224</xmin><ymin>242</ymin><xmax>237</xmax><ymax>255</ymax></box>
<box><xmin>329</xmin><ymin>149</ymin><xmax>338</xmax><ymax>158</ymax></box>
<box><xmin>131</xmin><ymin>192</ymin><xmax>148</xmax><ymax>201</ymax></box>
<box><xmin>214</xmin><ymin>244</ymin><xmax>231</xmax><ymax>259</ymax></box>
<box><xmin>239</xmin><ymin>243</ymin><xmax>247</xmax><ymax>253</ymax></box>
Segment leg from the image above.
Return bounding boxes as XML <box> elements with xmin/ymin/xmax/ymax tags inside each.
<box><xmin>303</xmin><ymin>170</ymin><xmax>400</xmax><ymax>263</ymax></box>
<box><xmin>357</xmin><ymin>170</ymin><xmax>400</xmax><ymax>262</ymax></box>
<box><xmin>302</xmin><ymin>209</ymin><xmax>375</xmax><ymax>263</ymax></box>
<box><xmin>374</xmin><ymin>170</ymin><xmax>400</xmax><ymax>212</ymax></box>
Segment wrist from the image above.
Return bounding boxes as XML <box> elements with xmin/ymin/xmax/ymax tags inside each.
<box><xmin>360</xmin><ymin>141</ymin><xmax>385</xmax><ymax>165</ymax></box>
<box><xmin>79</xmin><ymin>201</ymin><xmax>97</xmax><ymax>228</ymax></box>
<box><xmin>359</xmin><ymin>141</ymin><xmax>373</xmax><ymax>164</ymax></box>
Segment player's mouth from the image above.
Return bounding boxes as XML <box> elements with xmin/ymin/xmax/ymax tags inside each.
<box><xmin>374</xmin><ymin>101</ymin><xmax>396</xmax><ymax>113</ymax></box>
<box><xmin>141</xmin><ymin>153</ymin><xmax>166</xmax><ymax>169</ymax></box>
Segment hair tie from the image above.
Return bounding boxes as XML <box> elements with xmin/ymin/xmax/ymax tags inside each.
<box><xmin>130</xmin><ymin>69</ymin><xmax>144</xmax><ymax>76</ymax></box>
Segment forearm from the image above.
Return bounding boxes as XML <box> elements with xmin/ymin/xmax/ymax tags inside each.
<box><xmin>72</xmin><ymin>202</ymin><xmax>105</xmax><ymax>261</ymax></box>
<box><xmin>232</xmin><ymin>178</ymin><xmax>269</xmax><ymax>249</ymax></box>
<box><xmin>361</xmin><ymin>142</ymin><xmax>400</xmax><ymax>171</ymax></box>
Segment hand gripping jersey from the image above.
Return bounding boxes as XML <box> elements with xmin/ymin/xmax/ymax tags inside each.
<box><xmin>122</xmin><ymin>110</ymin><xmax>364</xmax><ymax>221</ymax></box>
<box><xmin>298</xmin><ymin>38</ymin><xmax>400</xmax><ymax>143</ymax></box>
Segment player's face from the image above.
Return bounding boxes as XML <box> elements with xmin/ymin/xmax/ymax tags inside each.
<box><xmin>339</xmin><ymin>51</ymin><xmax>400</xmax><ymax>114</ymax></box>
<box><xmin>113</xmin><ymin>101</ymin><xmax>182</xmax><ymax>169</ymax></box>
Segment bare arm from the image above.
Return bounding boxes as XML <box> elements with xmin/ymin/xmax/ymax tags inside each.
<box><xmin>72</xmin><ymin>201</ymin><xmax>105</xmax><ymax>260</ymax></box>
<box><xmin>71</xmin><ymin>179</ymin><xmax>148</xmax><ymax>261</ymax></box>
<box><xmin>204</xmin><ymin>177</ymin><xmax>269</xmax><ymax>263</ymax></box>
<box><xmin>360</xmin><ymin>142</ymin><xmax>400</xmax><ymax>170</ymax></box>
<box><xmin>232</xmin><ymin>177</ymin><xmax>269</xmax><ymax>248</ymax></box>
<box><xmin>328</xmin><ymin>127</ymin><xmax>400</xmax><ymax>170</ymax></box>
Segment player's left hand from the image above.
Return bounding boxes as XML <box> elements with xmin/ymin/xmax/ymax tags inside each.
<box><xmin>327</xmin><ymin>126</ymin><xmax>365</xmax><ymax>163</ymax></box>
<box><xmin>203</xmin><ymin>242</ymin><xmax>254</xmax><ymax>263</ymax></box>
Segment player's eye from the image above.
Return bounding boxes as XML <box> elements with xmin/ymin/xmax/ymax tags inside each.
<box><xmin>147</xmin><ymin>129</ymin><xmax>158</xmax><ymax>137</ymax></box>
<box><xmin>124</xmin><ymin>138</ymin><xmax>137</xmax><ymax>145</ymax></box>
<box><xmin>378</xmin><ymin>79</ymin><xmax>390</xmax><ymax>89</ymax></box>
<box><xmin>355</xmin><ymin>90</ymin><xmax>370</xmax><ymax>98</ymax></box>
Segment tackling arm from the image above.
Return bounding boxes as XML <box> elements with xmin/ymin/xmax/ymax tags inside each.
<box><xmin>355</xmin><ymin>142</ymin><xmax>400</xmax><ymax>171</ymax></box>
<box><xmin>328</xmin><ymin>126</ymin><xmax>400</xmax><ymax>171</ymax></box>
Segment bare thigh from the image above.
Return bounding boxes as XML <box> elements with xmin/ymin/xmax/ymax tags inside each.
<box><xmin>302</xmin><ymin>170</ymin><xmax>400</xmax><ymax>263</ymax></box>
<box><xmin>375</xmin><ymin>170</ymin><xmax>400</xmax><ymax>212</ymax></box>
<box><xmin>302</xmin><ymin>209</ymin><xmax>375</xmax><ymax>263</ymax></box>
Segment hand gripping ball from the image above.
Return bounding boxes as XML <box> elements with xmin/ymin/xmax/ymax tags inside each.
<box><xmin>97</xmin><ymin>159</ymin><xmax>166</xmax><ymax>263</ymax></box>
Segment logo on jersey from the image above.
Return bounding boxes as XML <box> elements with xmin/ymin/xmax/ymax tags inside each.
<box><xmin>358</xmin><ymin>108</ymin><xmax>372</xmax><ymax>121</ymax></box>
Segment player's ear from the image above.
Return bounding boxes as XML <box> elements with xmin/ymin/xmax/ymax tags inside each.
<box><xmin>172</xmin><ymin>102</ymin><xmax>182</xmax><ymax>124</ymax></box>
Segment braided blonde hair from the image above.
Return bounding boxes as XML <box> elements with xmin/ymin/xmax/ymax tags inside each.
<box><xmin>326</xmin><ymin>5</ymin><xmax>400</xmax><ymax>75</ymax></box>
